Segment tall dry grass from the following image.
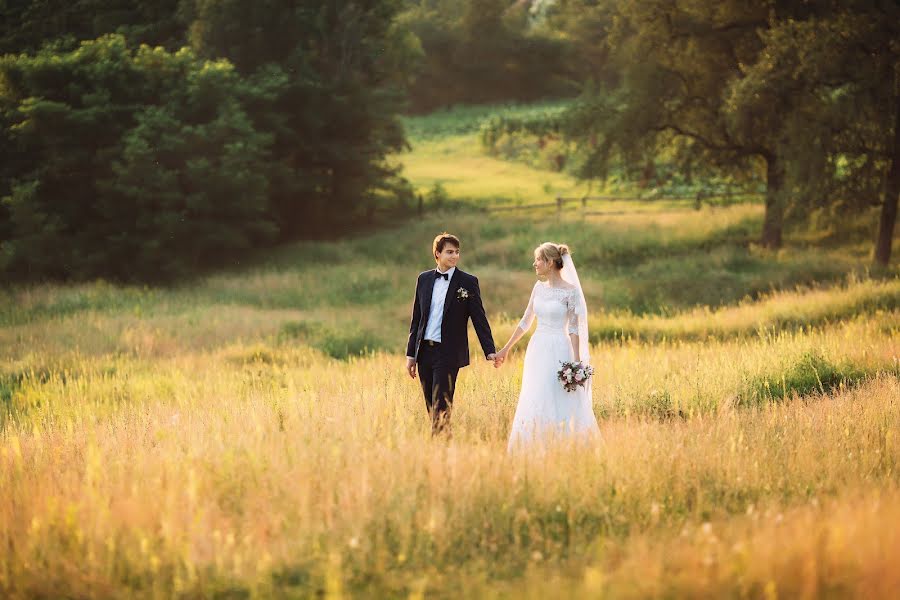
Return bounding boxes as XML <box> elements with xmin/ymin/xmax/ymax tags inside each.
<box><xmin>1</xmin><ymin>157</ymin><xmax>898</xmax><ymax>596</ymax></box>
<box><xmin>1</xmin><ymin>321</ymin><xmax>898</xmax><ymax>597</ymax></box>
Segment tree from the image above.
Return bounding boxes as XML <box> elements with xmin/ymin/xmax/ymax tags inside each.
<box><xmin>0</xmin><ymin>35</ymin><xmax>277</xmax><ymax>280</ymax></box>
<box><xmin>562</xmin><ymin>0</ymin><xmax>845</xmax><ymax>249</ymax></box>
<box><xmin>396</xmin><ymin>0</ymin><xmax>575</xmax><ymax>112</ymax></box>
<box><xmin>0</xmin><ymin>0</ymin><xmax>185</xmax><ymax>55</ymax></box>
<box><xmin>878</xmin><ymin>86</ymin><xmax>900</xmax><ymax>265</ymax></box>
<box><xmin>726</xmin><ymin>4</ymin><xmax>899</xmax><ymax>264</ymax></box>
<box><xmin>182</xmin><ymin>0</ymin><xmax>414</xmax><ymax>237</ymax></box>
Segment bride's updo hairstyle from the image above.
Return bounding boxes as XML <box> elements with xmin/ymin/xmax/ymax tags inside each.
<box><xmin>535</xmin><ymin>242</ymin><xmax>570</xmax><ymax>270</ymax></box>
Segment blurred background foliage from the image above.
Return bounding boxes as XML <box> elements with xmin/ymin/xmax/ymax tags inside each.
<box><xmin>0</xmin><ymin>0</ymin><xmax>898</xmax><ymax>282</ymax></box>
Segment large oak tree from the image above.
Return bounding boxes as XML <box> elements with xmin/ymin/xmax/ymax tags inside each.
<box><xmin>562</xmin><ymin>0</ymin><xmax>898</xmax><ymax>257</ymax></box>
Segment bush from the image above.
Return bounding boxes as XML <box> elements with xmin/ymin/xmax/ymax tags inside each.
<box><xmin>741</xmin><ymin>351</ymin><xmax>874</xmax><ymax>405</ymax></box>
<box><xmin>279</xmin><ymin>320</ymin><xmax>387</xmax><ymax>360</ymax></box>
<box><xmin>316</xmin><ymin>329</ymin><xmax>385</xmax><ymax>360</ymax></box>
<box><xmin>0</xmin><ymin>36</ymin><xmax>277</xmax><ymax>281</ymax></box>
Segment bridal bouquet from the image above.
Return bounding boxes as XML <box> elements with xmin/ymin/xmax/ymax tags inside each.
<box><xmin>558</xmin><ymin>361</ymin><xmax>594</xmax><ymax>392</ymax></box>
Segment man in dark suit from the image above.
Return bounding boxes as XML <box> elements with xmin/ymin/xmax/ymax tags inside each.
<box><xmin>406</xmin><ymin>233</ymin><xmax>498</xmax><ymax>435</ymax></box>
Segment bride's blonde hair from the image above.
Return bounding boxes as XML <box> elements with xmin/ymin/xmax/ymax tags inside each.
<box><xmin>535</xmin><ymin>242</ymin><xmax>570</xmax><ymax>270</ymax></box>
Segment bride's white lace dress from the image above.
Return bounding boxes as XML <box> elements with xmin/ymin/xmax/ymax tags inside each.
<box><xmin>507</xmin><ymin>281</ymin><xmax>601</xmax><ymax>451</ymax></box>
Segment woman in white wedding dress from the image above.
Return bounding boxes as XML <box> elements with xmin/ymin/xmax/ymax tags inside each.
<box><xmin>494</xmin><ymin>242</ymin><xmax>601</xmax><ymax>451</ymax></box>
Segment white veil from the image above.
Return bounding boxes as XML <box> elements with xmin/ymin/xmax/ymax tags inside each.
<box><xmin>560</xmin><ymin>253</ymin><xmax>590</xmax><ymax>367</ymax></box>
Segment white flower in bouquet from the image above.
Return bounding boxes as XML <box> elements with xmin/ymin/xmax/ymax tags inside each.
<box><xmin>558</xmin><ymin>360</ymin><xmax>594</xmax><ymax>392</ymax></box>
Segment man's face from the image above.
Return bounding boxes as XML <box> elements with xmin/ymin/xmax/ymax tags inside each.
<box><xmin>436</xmin><ymin>244</ymin><xmax>460</xmax><ymax>272</ymax></box>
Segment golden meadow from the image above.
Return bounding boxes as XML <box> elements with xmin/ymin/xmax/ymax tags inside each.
<box><xmin>2</xmin><ymin>106</ymin><xmax>900</xmax><ymax>598</ymax></box>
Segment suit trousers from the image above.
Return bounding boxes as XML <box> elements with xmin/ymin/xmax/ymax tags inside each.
<box><xmin>417</xmin><ymin>342</ymin><xmax>459</xmax><ymax>434</ymax></box>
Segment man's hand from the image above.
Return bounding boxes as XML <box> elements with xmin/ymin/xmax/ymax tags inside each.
<box><xmin>492</xmin><ymin>349</ymin><xmax>507</xmax><ymax>368</ymax></box>
<box><xmin>406</xmin><ymin>357</ymin><xmax>417</xmax><ymax>379</ymax></box>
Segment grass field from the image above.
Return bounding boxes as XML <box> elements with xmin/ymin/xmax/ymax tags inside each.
<box><xmin>2</xmin><ymin>103</ymin><xmax>900</xmax><ymax>598</ymax></box>
<box><xmin>399</xmin><ymin>101</ymin><xmax>595</xmax><ymax>204</ymax></box>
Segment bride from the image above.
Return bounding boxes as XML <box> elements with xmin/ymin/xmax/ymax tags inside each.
<box><xmin>494</xmin><ymin>242</ymin><xmax>601</xmax><ymax>451</ymax></box>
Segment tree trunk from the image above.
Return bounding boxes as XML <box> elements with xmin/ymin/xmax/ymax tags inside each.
<box><xmin>761</xmin><ymin>153</ymin><xmax>785</xmax><ymax>249</ymax></box>
<box><xmin>875</xmin><ymin>91</ymin><xmax>900</xmax><ymax>266</ymax></box>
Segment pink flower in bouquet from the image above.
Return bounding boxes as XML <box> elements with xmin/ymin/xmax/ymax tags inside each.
<box><xmin>557</xmin><ymin>360</ymin><xmax>594</xmax><ymax>392</ymax></box>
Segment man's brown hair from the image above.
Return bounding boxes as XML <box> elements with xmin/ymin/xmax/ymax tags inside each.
<box><xmin>432</xmin><ymin>232</ymin><xmax>460</xmax><ymax>261</ymax></box>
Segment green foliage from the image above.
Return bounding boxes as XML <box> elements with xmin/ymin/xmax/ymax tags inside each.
<box><xmin>279</xmin><ymin>320</ymin><xmax>387</xmax><ymax>360</ymax></box>
<box><xmin>741</xmin><ymin>352</ymin><xmax>882</xmax><ymax>407</ymax></box>
<box><xmin>0</xmin><ymin>36</ymin><xmax>278</xmax><ymax>281</ymax></box>
<box><xmin>183</xmin><ymin>0</ymin><xmax>413</xmax><ymax>238</ymax></box>
<box><xmin>0</xmin><ymin>0</ymin><xmax>185</xmax><ymax>55</ymax></box>
<box><xmin>398</xmin><ymin>0</ymin><xmax>575</xmax><ymax>112</ymax></box>
<box><xmin>555</xmin><ymin>1</ymin><xmax>900</xmax><ymax>257</ymax></box>
<box><xmin>0</xmin><ymin>373</ymin><xmax>18</xmax><ymax>406</ymax></box>
<box><xmin>0</xmin><ymin>366</ymin><xmax>58</xmax><ymax>425</ymax></box>
<box><xmin>425</xmin><ymin>182</ymin><xmax>449</xmax><ymax>208</ymax></box>
<box><xmin>555</xmin><ymin>3</ymin><xmax>784</xmax><ymax>241</ymax></box>
<box><xmin>102</xmin><ymin>100</ymin><xmax>276</xmax><ymax>279</ymax></box>
<box><xmin>316</xmin><ymin>329</ymin><xmax>385</xmax><ymax>360</ymax></box>
<box><xmin>479</xmin><ymin>108</ymin><xmax>567</xmax><ymax>149</ymax></box>
<box><xmin>0</xmin><ymin>1</ymin><xmax>417</xmax><ymax>282</ymax></box>
<box><xmin>735</xmin><ymin>9</ymin><xmax>899</xmax><ymax>264</ymax></box>
<box><xmin>402</xmin><ymin>99</ymin><xmax>574</xmax><ymax>142</ymax></box>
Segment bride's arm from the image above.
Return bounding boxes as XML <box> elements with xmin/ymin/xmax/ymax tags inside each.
<box><xmin>567</xmin><ymin>290</ymin><xmax>581</xmax><ymax>362</ymax></box>
<box><xmin>499</xmin><ymin>326</ymin><xmax>528</xmax><ymax>357</ymax></box>
<box><xmin>569</xmin><ymin>332</ymin><xmax>580</xmax><ymax>362</ymax></box>
<box><xmin>496</xmin><ymin>283</ymin><xmax>537</xmax><ymax>362</ymax></box>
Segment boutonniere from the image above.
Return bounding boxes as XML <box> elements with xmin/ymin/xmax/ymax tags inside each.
<box><xmin>456</xmin><ymin>287</ymin><xmax>469</xmax><ymax>300</ymax></box>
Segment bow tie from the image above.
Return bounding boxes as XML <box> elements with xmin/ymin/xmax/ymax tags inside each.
<box><xmin>434</xmin><ymin>271</ymin><xmax>449</xmax><ymax>280</ymax></box>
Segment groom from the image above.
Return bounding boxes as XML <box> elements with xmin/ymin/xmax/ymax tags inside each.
<box><xmin>406</xmin><ymin>233</ymin><xmax>497</xmax><ymax>435</ymax></box>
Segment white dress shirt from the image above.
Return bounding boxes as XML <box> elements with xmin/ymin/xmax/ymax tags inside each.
<box><xmin>424</xmin><ymin>266</ymin><xmax>454</xmax><ymax>342</ymax></box>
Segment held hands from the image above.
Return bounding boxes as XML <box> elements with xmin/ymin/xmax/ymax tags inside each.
<box><xmin>491</xmin><ymin>349</ymin><xmax>508</xmax><ymax>368</ymax></box>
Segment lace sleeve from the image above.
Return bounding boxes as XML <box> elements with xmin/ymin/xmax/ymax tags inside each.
<box><xmin>566</xmin><ymin>288</ymin><xmax>580</xmax><ymax>335</ymax></box>
<box><xmin>517</xmin><ymin>282</ymin><xmax>539</xmax><ymax>331</ymax></box>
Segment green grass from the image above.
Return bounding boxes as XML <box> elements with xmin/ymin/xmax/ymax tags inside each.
<box><xmin>399</xmin><ymin>134</ymin><xmax>593</xmax><ymax>204</ymax></box>
<box><xmin>399</xmin><ymin>100</ymin><xmax>596</xmax><ymax>204</ymax></box>
<box><xmin>2</xmin><ymin>208</ymin><xmax>896</xmax><ymax>362</ymax></box>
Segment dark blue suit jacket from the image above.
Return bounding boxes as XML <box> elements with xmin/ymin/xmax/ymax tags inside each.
<box><xmin>406</xmin><ymin>268</ymin><xmax>496</xmax><ymax>369</ymax></box>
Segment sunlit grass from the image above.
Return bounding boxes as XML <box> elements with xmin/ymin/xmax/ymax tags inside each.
<box><xmin>3</xmin><ymin>209</ymin><xmax>891</xmax><ymax>336</ymax></box>
<box><xmin>397</xmin><ymin>100</ymin><xmax>595</xmax><ymax>203</ymax></box>
<box><xmin>1</xmin><ymin>342</ymin><xmax>898</xmax><ymax>596</ymax></box>
<box><xmin>2</xmin><ymin>100</ymin><xmax>899</xmax><ymax>597</ymax></box>
<box><xmin>399</xmin><ymin>133</ymin><xmax>592</xmax><ymax>203</ymax></box>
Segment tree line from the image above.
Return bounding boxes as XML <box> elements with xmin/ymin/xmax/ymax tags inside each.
<box><xmin>1</xmin><ymin>0</ymin><xmax>898</xmax><ymax>281</ymax></box>
<box><xmin>0</xmin><ymin>0</ymin><xmax>416</xmax><ymax>281</ymax></box>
